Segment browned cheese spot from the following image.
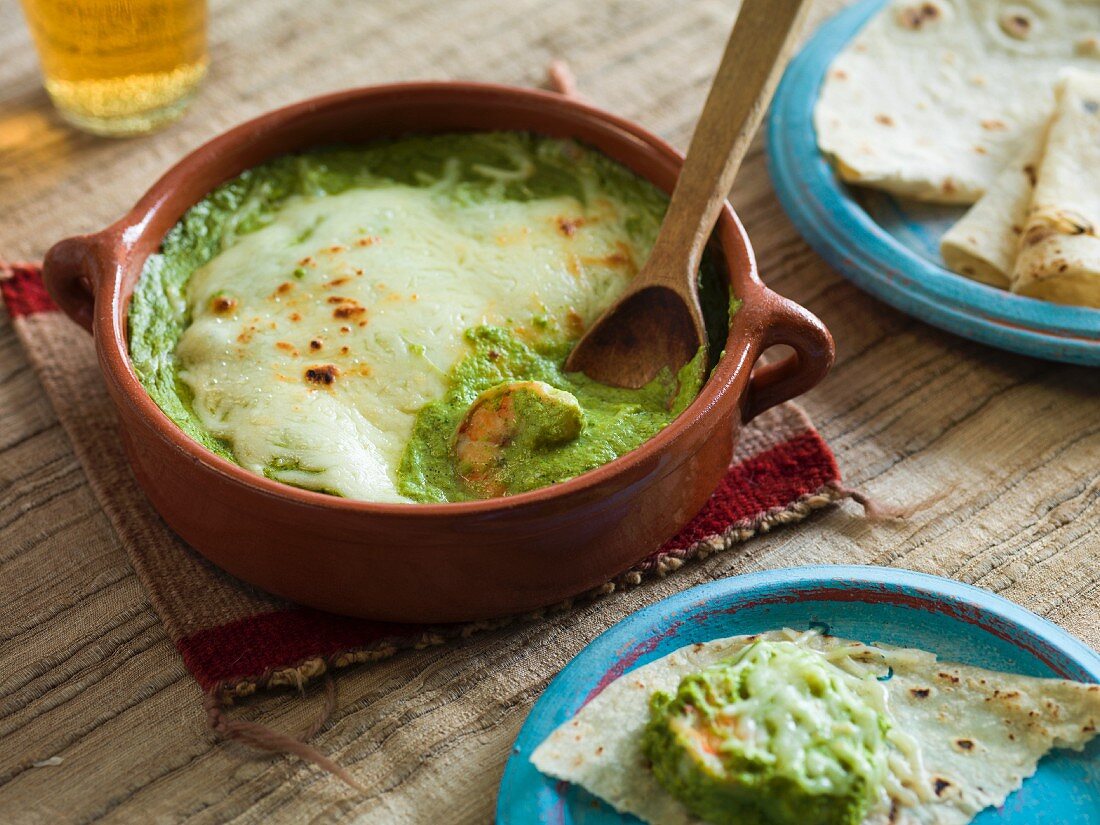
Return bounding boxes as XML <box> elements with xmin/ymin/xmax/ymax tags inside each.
<box><xmin>557</xmin><ymin>216</ymin><xmax>584</xmax><ymax>237</ymax></box>
<box><xmin>875</xmin><ymin>113</ymin><xmax>895</xmax><ymax>126</ymax></box>
<box><xmin>933</xmin><ymin>777</ymin><xmax>952</xmax><ymax>797</ymax></box>
<box><xmin>305</xmin><ymin>364</ymin><xmax>339</xmax><ymax>386</ymax></box>
<box><xmin>211</xmin><ymin>295</ymin><xmax>238</xmax><ymax>314</ymax></box>
<box><xmin>981</xmin><ymin>119</ymin><xmax>1008</xmax><ymax>131</ymax></box>
<box><xmin>334</xmin><ymin>304</ymin><xmax>367</xmax><ymax>320</ymax></box>
<box><xmin>275</xmin><ymin>341</ymin><xmax>299</xmax><ymax>357</ymax></box>
<box><xmin>955</xmin><ymin>738</ymin><xmax>975</xmax><ymax>752</ymax></box>
<box><xmin>910</xmin><ymin>687</ymin><xmax>931</xmax><ymax>699</ymax></box>
<box><xmin>310</xmin><ymin>339</ymin><xmax>323</xmax><ymax>351</ymax></box>
<box><xmin>289</xmin><ymin>312</ymin><xmax>302</xmax><ymax>322</ymax></box>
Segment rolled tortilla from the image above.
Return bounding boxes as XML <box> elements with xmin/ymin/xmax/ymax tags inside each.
<box><xmin>1011</xmin><ymin>69</ymin><xmax>1100</xmax><ymax>307</ymax></box>
<box><xmin>940</xmin><ymin>128</ymin><xmax>1047</xmax><ymax>289</ymax></box>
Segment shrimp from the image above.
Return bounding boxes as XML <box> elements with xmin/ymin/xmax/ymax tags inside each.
<box><xmin>453</xmin><ymin>380</ymin><xmax>583</xmax><ymax>498</ymax></box>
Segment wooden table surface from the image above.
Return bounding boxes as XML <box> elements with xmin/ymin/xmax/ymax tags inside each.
<box><xmin>1</xmin><ymin>0</ymin><xmax>1097</xmax><ymax>822</ymax></box>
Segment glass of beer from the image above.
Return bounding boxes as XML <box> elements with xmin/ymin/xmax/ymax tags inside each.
<box><xmin>19</xmin><ymin>0</ymin><xmax>208</xmax><ymax>137</ymax></box>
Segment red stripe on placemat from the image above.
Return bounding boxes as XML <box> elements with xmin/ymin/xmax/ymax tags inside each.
<box><xmin>178</xmin><ymin>432</ymin><xmax>841</xmax><ymax>691</ymax></box>
<box><xmin>0</xmin><ymin>263</ymin><xmax>58</xmax><ymax>318</ymax></box>
<box><xmin>659</xmin><ymin>431</ymin><xmax>839</xmax><ymax>554</ymax></box>
<box><xmin>179</xmin><ymin>609</ymin><xmax>422</xmax><ymax>692</ymax></box>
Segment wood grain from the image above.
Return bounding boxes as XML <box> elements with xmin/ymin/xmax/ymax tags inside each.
<box><xmin>0</xmin><ymin>0</ymin><xmax>1097</xmax><ymax>822</ymax></box>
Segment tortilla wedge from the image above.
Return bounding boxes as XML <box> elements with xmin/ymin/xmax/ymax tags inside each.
<box><xmin>1011</xmin><ymin>69</ymin><xmax>1100</xmax><ymax>308</ymax></box>
<box><xmin>531</xmin><ymin>630</ymin><xmax>1100</xmax><ymax>825</ymax></box>
<box><xmin>940</xmin><ymin>129</ymin><xmax>1046</xmax><ymax>289</ymax></box>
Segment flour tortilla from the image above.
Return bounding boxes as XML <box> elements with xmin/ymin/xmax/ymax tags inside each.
<box><xmin>940</xmin><ymin>128</ymin><xmax>1047</xmax><ymax>288</ymax></box>
<box><xmin>1011</xmin><ymin>69</ymin><xmax>1100</xmax><ymax>307</ymax></box>
<box><xmin>814</xmin><ymin>0</ymin><xmax>1100</xmax><ymax>204</ymax></box>
<box><xmin>530</xmin><ymin>630</ymin><xmax>1100</xmax><ymax>825</ymax></box>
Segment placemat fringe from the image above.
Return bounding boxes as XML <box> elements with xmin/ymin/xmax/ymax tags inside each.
<box><xmin>205</xmin><ymin>675</ymin><xmax>362</xmax><ymax>792</ymax></box>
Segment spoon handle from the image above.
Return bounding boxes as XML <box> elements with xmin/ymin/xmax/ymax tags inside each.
<box><xmin>644</xmin><ymin>0</ymin><xmax>812</xmax><ymax>284</ymax></box>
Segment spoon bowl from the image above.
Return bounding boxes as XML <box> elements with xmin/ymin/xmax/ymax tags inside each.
<box><xmin>564</xmin><ymin>284</ymin><xmax>705</xmax><ymax>388</ymax></box>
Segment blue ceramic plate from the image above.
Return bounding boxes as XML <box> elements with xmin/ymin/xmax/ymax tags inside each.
<box><xmin>497</xmin><ymin>565</ymin><xmax>1100</xmax><ymax>824</ymax></box>
<box><xmin>766</xmin><ymin>0</ymin><xmax>1100</xmax><ymax>366</ymax></box>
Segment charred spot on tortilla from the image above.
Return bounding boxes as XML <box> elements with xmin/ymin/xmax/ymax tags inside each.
<box><xmin>897</xmin><ymin>1</ymin><xmax>942</xmax><ymax>30</ymax></box>
<box><xmin>1000</xmin><ymin>11</ymin><xmax>1034</xmax><ymax>40</ymax></box>
<box><xmin>1078</xmin><ymin>35</ymin><xmax>1100</xmax><ymax>56</ymax></box>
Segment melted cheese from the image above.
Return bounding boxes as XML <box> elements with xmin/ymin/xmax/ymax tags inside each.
<box><xmin>176</xmin><ymin>184</ymin><xmax>643</xmax><ymax>501</ymax></box>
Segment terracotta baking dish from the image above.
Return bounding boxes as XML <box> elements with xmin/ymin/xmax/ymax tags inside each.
<box><xmin>42</xmin><ymin>82</ymin><xmax>833</xmax><ymax>623</ymax></box>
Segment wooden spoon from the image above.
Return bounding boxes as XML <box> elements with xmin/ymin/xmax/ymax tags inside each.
<box><xmin>564</xmin><ymin>0</ymin><xmax>812</xmax><ymax>387</ymax></box>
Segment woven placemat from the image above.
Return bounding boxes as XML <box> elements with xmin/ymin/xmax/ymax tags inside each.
<box><xmin>1</xmin><ymin>262</ymin><xmax>848</xmax><ymax>701</ymax></box>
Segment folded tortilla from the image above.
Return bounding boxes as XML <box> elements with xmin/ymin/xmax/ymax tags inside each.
<box><xmin>531</xmin><ymin>630</ymin><xmax>1100</xmax><ymax>825</ymax></box>
<box><xmin>815</xmin><ymin>0</ymin><xmax>1100</xmax><ymax>204</ymax></box>
<box><xmin>940</xmin><ymin>128</ymin><xmax>1047</xmax><ymax>289</ymax></box>
<box><xmin>1011</xmin><ymin>69</ymin><xmax>1100</xmax><ymax>307</ymax></box>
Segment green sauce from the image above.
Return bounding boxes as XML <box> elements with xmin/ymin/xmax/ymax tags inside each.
<box><xmin>396</xmin><ymin>327</ymin><xmax>706</xmax><ymax>502</ymax></box>
<box><xmin>642</xmin><ymin>640</ymin><xmax>890</xmax><ymax>825</ymax></box>
<box><xmin>129</xmin><ymin>132</ymin><xmax>731</xmax><ymax>502</ymax></box>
